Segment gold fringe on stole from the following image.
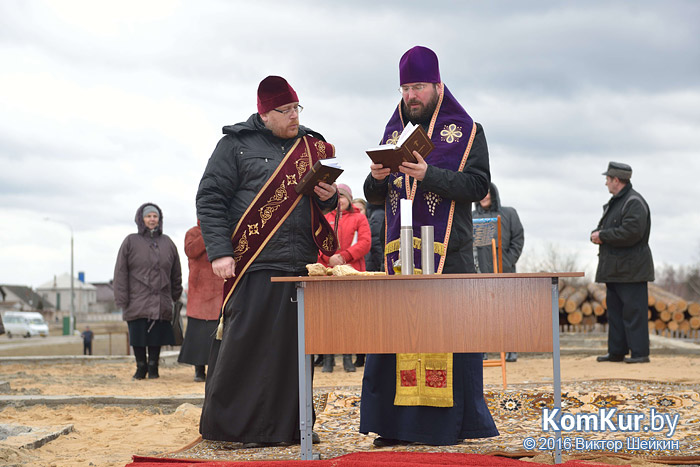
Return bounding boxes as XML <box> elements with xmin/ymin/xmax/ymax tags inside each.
<box><xmin>394</xmin><ymin>353</ymin><xmax>453</xmax><ymax>407</ymax></box>
<box><xmin>385</xmin><ymin>237</ymin><xmax>446</xmax><ymax>256</ymax></box>
<box><xmin>215</xmin><ymin>312</ymin><xmax>224</xmax><ymax>340</ymax></box>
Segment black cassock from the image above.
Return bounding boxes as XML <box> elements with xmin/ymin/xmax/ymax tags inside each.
<box><xmin>199</xmin><ymin>269</ymin><xmax>313</xmax><ymax>443</ymax></box>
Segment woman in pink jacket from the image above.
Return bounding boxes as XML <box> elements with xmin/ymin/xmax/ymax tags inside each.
<box><xmin>317</xmin><ymin>183</ymin><xmax>371</xmax><ymax>372</ymax></box>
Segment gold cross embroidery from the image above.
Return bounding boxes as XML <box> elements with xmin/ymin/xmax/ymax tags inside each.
<box><xmin>440</xmin><ymin>124</ymin><xmax>463</xmax><ymax>143</ymax></box>
<box><xmin>386</xmin><ymin>131</ymin><xmax>400</xmax><ymax>145</ymax></box>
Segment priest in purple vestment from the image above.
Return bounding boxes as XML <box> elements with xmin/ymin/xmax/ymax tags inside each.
<box><xmin>361</xmin><ymin>46</ymin><xmax>499</xmax><ymax>446</ymax></box>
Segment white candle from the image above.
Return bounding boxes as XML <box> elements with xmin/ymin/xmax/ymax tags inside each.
<box><xmin>400</xmin><ymin>198</ymin><xmax>413</xmax><ymax>227</ymax></box>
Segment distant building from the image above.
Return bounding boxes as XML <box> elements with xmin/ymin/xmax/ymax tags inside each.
<box><xmin>0</xmin><ymin>284</ymin><xmax>55</xmax><ymax>314</ymax></box>
<box><xmin>90</xmin><ymin>281</ymin><xmax>118</xmax><ymax>314</ymax></box>
<box><xmin>36</xmin><ymin>273</ymin><xmax>97</xmax><ymax>315</ymax></box>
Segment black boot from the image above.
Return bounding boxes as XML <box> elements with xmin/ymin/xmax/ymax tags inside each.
<box><xmin>354</xmin><ymin>354</ymin><xmax>365</xmax><ymax>367</ymax></box>
<box><xmin>194</xmin><ymin>365</ymin><xmax>206</xmax><ymax>382</ymax></box>
<box><xmin>148</xmin><ymin>360</ymin><xmax>159</xmax><ymax>379</ymax></box>
<box><xmin>322</xmin><ymin>354</ymin><xmax>334</xmax><ymax>373</ymax></box>
<box><xmin>147</xmin><ymin>346</ymin><xmax>160</xmax><ymax>379</ymax></box>
<box><xmin>313</xmin><ymin>355</ymin><xmax>323</xmax><ymax>367</ymax></box>
<box><xmin>132</xmin><ymin>347</ymin><xmax>147</xmax><ymax>380</ymax></box>
<box><xmin>343</xmin><ymin>354</ymin><xmax>356</xmax><ymax>372</ymax></box>
<box><xmin>133</xmin><ymin>362</ymin><xmax>147</xmax><ymax>380</ymax></box>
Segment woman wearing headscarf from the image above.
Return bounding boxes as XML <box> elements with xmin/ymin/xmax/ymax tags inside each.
<box><xmin>114</xmin><ymin>203</ymin><xmax>183</xmax><ymax>380</ymax></box>
<box><xmin>317</xmin><ymin>184</ymin><xmax>371</xmax><ymax>373</ymax></box>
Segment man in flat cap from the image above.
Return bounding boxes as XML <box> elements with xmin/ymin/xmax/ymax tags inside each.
<box><xmin>196</xmin><ymin>76</ymin><xmax>338</xmax><ymax>446</ymax></box>
<box><xmin>591</xmin><ymin>162</ymin><xmax>654</xmax><ymax>364</ymax></box>
<box><xmin>361</xmin><ymin>46</ymin><xmax>498</xmax><ymax>446</ymax></box>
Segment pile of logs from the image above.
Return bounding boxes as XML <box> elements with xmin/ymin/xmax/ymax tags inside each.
<box><xmin>557</xmin><ymin>280</ymin><xmax>700</xmax><ymax>337</ymax></box>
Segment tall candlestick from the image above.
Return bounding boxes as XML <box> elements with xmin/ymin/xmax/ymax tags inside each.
<box><xmin>421</xmin><ymin>225</ymin><xmax>434</xmax><ymax>275</ymax></box>
<box><xmin>399</xmin><ymin>226</ymin><xmax>414</xmax><ymax>275</ymax></box>
<box><xmin>400</xmin><ymin>198</ymin><xmax>412</xmax><ymax>227</ymax></box>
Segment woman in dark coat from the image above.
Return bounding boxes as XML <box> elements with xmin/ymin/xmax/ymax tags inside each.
<box><xmin>114</xmin><ymin>202</ymin><xmax>183</xmax><ymax>380</ymax></box>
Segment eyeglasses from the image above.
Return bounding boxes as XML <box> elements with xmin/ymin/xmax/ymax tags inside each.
<box><xmin>399</xmin><ymin>83</ymin><xmax>429</xmax><ymax>94</ymax></box>
<box><xmin>272</xmin><ymin>104</ymin><xmax>303</xmax><ymax>116</ymax></box>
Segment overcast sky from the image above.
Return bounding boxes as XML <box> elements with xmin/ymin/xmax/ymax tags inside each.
<box><xmin>1</xmin><ymin>0</ymin><xmax>699</xmax><ymax>289</ymax></box>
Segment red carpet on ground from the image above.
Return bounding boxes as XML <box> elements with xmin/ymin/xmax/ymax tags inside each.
<box><xmin>127</xmin><ymin>451</ymin><xmax>629</xmax><ymax>466</ymax></box>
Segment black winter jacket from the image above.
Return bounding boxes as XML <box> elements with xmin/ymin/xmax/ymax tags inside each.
<box><xmin>196</xmin><ymin>114</ymin><xmax>337</xmax><ymax>273</ymax></box>
<box><xmin>594</xmin><ymin>183</ymin><xmax>654</xmax><ymax>283</ymax></box>
<box><xmin>472</xmin><ymin>182</ymin><xmax>524</xmax><ymax>273</ymax></box>
<box><xmin>364</xmin><ymin>203</ymin><xmax>385</xmax><ymax>272</ymax></box>
<box><xmin>364</xmin><ymin>122</ymin><xmax>490</xmax><ymax>273</ymax></box>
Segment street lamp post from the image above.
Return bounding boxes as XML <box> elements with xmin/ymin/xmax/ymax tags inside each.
<box><xmin>45</xmin><ymin>218</ymin><xmax>75</xmax><ymax>333</ymax></box>
<box><xmin>69</xmin><ymin>230</ymin><xmax>74</xmax><ymax>333</ymax></box>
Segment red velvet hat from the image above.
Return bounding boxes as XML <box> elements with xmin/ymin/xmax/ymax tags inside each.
<box><xmin>257</xmin><ymin>76</ymin><xmax>299</xmax><ymax>114</ymax></box>
<box><xmin>399</xmin><ymin>46</ymin><xmax>441</xmax><ymax>85</ymax></box>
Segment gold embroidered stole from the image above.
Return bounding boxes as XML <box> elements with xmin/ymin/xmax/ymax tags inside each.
<box><xmin>395</xmin><ymin>353</ymin><xmax>454</xmax><ymax>407</ymax></box>
<box><xmin>393</xmin><ymin>124</ymin><xmax>477</xmax><ymax>408</ymax></box>
<box><xmin>216</xmin><ymin>136</ymin><xmax>338</xmax><ymax>339</ymax></box>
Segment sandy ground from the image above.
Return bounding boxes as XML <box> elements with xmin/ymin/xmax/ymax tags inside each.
<box><xmin>1</xmin><ymin>352</ymin><xmax>699</xmax><ymax>467</ymax></box>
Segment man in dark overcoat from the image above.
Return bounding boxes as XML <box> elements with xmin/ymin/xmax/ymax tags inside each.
<box><xmin>591</xmin><ymin>161</ymin><xmax>654</xmax><ymax>364</ymax></box>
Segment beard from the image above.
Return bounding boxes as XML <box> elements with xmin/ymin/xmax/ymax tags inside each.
<box><xmin>402</xmin><ymin>87</ymin><xmax>439</xmax><ymax>125</ymax></box>
<box><xmin>267</xmin><ymin>118</ymin><xmax>299</xmax><ymax>140</ymax></box>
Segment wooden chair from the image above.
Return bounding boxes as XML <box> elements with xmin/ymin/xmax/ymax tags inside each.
<box><xmin>474</xmin><ymin>216</ymin><xmax>507</xmax><ymax>389</ymax></box>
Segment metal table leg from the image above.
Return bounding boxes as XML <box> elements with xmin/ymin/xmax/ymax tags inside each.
<box><xmin>551</xmin><ymin>279</ymin><xmax>562</xmax><ymax>464</ymax></box>
<box><xmin>296</xmin><ymin>285</ymin><xmax>315</xmax><ymax>460</ymax></box>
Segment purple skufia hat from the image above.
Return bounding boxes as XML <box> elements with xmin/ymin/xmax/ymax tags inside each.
<box><xmin>399</xmin><ymin>46</ymin><xmax>441</xmax><ymax>85</ymax></box>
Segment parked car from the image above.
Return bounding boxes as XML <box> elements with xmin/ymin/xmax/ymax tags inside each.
<box><xmin>1</xmin><ymin>311</ymin><xmax>49</xmax><ymax>338</ymax></box>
